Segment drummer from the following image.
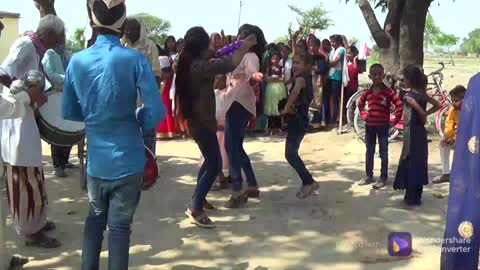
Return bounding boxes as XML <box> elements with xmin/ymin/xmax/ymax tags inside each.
<box><xmin>42</xmin><ymin>29</ymin><xmax>75</xmax><ymax>178</ymax></box>
<box><xmin>0</xmin><ymin>14</ymin><xmax>64</xmax><ymax>249</ymax></box>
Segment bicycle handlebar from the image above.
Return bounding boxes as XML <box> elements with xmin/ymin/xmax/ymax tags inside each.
<box><xmin>428</xmin><ymin>62</ymin><xmax>446</xmax><ymax>77</ymax></box>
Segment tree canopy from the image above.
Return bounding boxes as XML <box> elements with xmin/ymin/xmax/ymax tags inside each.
<box><xmin>134</xmin><ymin>13</ymin><xmax>171</xmax><ymax>46</ymax></box>
<box><xmin>288</xmin><ymin>4</ymin><xmax>332</xmax><ymax>38</ymax></box>
<box><xmin>66</xmin><ymin>27</ymin><xmax>86</xmax><ymax>54</ymax></box>
<box><xmin>424</xmin><ymin>14</ymin><xmax>458</xmax><ymax>50</ymax></box>
<box><xmin>461</xmin><ymin>28</ymin><xmax>480</xmax><ymax>55</ymax></box>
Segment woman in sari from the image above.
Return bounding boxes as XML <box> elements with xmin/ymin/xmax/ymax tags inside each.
<box><xmin>156</xmin><ymin>56</ymin><xmax>177</xmax><ymax>138</ymax></box>
<box><xmin>441</xmin><ymin>73</ymin><xmax>480</xmax><ymax>270</ymax></box>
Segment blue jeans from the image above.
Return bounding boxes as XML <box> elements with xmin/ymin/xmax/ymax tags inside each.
<box><xmin>365</xmin><ymin>126</ymin><xmax>389</xmax><ymax>179</ymax></box>
<box><xmin>81</xmin><ymin>174</ymin><xmax>143</xmax><ymax>270</ymax></box>
<box><xmin>225</xmin><ymin>102</ymin><xmax>258</xmax><ymax>192</ymax></box>
<box><xmin>285</xmin><ymin>118</ymin><xmax>315</xmax><ymax>186</ymax></box>
<box><xmin>191</xmin><ymin>128</ymin><xmax>221</xmax><ymax>210</ymax></box>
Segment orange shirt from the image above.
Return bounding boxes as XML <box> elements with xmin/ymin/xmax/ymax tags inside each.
<box><xmin>444</xmin><ymin>107</ymin><xmax>460</xmax><ymax>140</ymax></box>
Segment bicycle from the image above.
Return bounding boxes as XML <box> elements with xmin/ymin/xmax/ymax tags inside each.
<box><xmin>352</xmin><ymin>62</ymin><xmax>451</xmax><ymax>143</ymax></box>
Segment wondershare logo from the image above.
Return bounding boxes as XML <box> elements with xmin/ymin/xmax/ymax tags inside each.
<box><xmin>388</xmin><ymin>232</ymin><xmax>412</xmax><ymax>256</ymax></box>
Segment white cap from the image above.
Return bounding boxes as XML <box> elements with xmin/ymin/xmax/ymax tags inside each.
<box><xmin>159</xmin><ymin>56</ymin><xmax>171</xmax><ymax>69</ymax></box>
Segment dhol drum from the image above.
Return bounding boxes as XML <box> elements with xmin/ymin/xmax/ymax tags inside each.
<box><xmin>143</xmin><ymin>145</ymin><xmax>159</xmax><ymax>190</ymax></box>
<box><xmin>36</xmin><ymin>91</ymin><xmax>85</xmax><ymax>146</ymax></box>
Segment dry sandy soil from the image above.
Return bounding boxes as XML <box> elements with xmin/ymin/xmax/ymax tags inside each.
<box><xmin>5</xmin><ymin>57</ymin><xmax>476</xmax><ymax>270</ymax></box>
<box><xmin>3</xmin><ymin>129</ymin><xmax>453</xmax><ymax>270</ymax></box>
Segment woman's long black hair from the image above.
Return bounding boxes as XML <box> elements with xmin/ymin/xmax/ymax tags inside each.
<box><xmin>403</xmin><ymin>64</ymin><xmax>428</xmax><ymax>92</ymax></box>
<box><xmin>237</xmin><ymin>24</ymin><xmax>267</xmax><ymax>62</ymax></box>
<box><xmin>175</xmin><ymin>27</ymin><xmax>209</xmax><ymax>120</ymax></box>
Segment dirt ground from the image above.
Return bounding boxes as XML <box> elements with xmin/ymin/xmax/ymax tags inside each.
<box><xmin>2</xmin><ymin>129</ymin><xmax>453</xmax><ymax>270</ymax></box>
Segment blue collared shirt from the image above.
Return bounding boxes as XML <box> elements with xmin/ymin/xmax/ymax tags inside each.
<box><xmin>62</xmin><ymin>34</ymin><xmax>165</xmax><ymax>180</ymax></box>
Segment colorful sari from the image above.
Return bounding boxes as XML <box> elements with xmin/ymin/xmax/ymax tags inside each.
<box><xmin>441</xmin><ymin>73</ymin><xmax>480</xmax><ymax>270</ymax></box>
<box><xmin>157</xmin><ymin>80</ymin><xmax>177</xmax><ymax>138</ymax></box>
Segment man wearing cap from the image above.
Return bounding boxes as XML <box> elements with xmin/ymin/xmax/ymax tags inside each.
<box><xmin>62</xmin><ymin>1</ymin><xmax>165</xmax><ymax>269</ymax></box>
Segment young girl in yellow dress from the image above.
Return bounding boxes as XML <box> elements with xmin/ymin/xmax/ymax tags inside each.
<box><xmin>264</xmin><ymin>51</ymin><xmax>287</xmax><ymax>135</ymax></box>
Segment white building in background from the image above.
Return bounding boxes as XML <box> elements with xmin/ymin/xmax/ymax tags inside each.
<box><xmin>0</xmin><ymin>11</ymin><xmax>20</xmax><ymax>63</ymax></box>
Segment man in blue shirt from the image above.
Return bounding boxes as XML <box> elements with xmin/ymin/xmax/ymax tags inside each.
<box><xmin>62</xmin><ymin>1</ymin><xmax>165</xmax><ymax>269</ymax></box>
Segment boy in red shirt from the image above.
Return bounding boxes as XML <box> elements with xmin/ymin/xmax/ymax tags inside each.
<box><xmin>357</xmin><ymin>64</ymin><xmax>403</xmax><ymax>189</ymax></box>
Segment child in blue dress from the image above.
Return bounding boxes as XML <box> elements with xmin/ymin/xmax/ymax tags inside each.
<box><xmin>393</xmin><ymin>64</ymin><xmax>440</xmax><ymax>206</ymax></box>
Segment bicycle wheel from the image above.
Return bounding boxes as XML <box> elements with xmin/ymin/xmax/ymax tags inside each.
<box><xmin>353</xmin><ymin>109</ymin><xmax>366</xmax><ymax>143</ymax></box>
<box><xmin>437</xmin><ymin>106</ymin><xmax>450</xmax><ymax>138</ymax></box>
<box><xmin>354</xmin><ymin>109</ymin><xmax>400</xmax><ymax>143</ymax></box>
<box><xmin>346</xmin><ymin>90</ymin><xmax>364</xmax><ymax>124</ymax></box>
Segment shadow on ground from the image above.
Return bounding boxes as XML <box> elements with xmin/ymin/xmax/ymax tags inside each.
<box><xmin>2</xmin><ymin>135</ymin><xmax>450</xmax><ymax>270</ymax></box>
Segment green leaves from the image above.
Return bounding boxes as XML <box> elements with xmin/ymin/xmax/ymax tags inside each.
<box><xmin>134</xmin><ymin>13</ymin><xmax>171</xmax><ymax>46</ymax></box>
<box><xmin>461</xmin><ymin>28</ymin><xmax>480</xmax><ymax>54</ymax></box>
<box><xmin>288</xmin><ymin>3</ymin><xmax>332</xmax><ymax>37</ymax></box>
<box><xmin>66</xmin><ymin>27</ymin><xmax>86</xmax><ymax>54</ymax></box>
<box><xmin>424</xmin><ymin>14</ymin><xmax>459</xmax><ymax>50</ymax></box>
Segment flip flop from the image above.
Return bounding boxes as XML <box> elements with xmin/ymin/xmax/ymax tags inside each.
<box><xmin>40</xmin><ymin>221</ymin><xmax>56</xmax><ymax>233</ymax></box>
<box><xmin>296</xmin><ymin>182</ymin><xmax>319</xmax><ymax>200</ymax></box>
<box><xmin>185</xmin><ymin>210</ymin><xmax>216</xmax><ymax>229</ymax></box>
<box><xmin>203</xmin><ymin>200</ymin><xmax>216</xmax><ymax>210</ymax></box>
<box><xmin>26</xmin><ymin>233</ymin><xmax>61</xmax><ymax>249</ymax></box>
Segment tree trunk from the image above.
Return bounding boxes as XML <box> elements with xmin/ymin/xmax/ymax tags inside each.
<box><xmin>357</xmin><ymin>0</ymin><xmax>432</xmax><ymax>74</ymax></box>
<box><xmin>398</xmin><ymin>0</ymin><xmax>431</xmax><ymax>71</ymax></box>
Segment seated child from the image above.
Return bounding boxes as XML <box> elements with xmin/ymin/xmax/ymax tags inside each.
<box><xmin>433</xmin><ymin>85</ymin><xmax>467</xmax><ymax>184</ymax></box>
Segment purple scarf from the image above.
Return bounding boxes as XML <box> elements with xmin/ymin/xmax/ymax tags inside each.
<box><xmin>24</xmin><ymin>31</ymin><xmax>47</xmax><ymax>74</ymax></box>
<box><xmin>24</xmin><ymin>31</ymin><xmax>47</xmax><ymax>62</ymax></box>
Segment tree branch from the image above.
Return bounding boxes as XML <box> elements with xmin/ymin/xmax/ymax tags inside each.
<box><xmin>357</xmin><ymin>0</ymin><xmax>390</xmax><ymax>48</ymax></box>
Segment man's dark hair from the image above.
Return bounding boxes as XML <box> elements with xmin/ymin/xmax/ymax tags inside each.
<box><xmin>0</xmin><ymin>21</ymin><xmax>4</xmax><ymax>31</ymax></box>
<box><xmin>349</xmin><ymin>45</ymin><xmax>359</xmax><ymax>55</ymax></box>
<box><xmin>370</xmin><ymin>63</ymin><xmax>384</xmax><ymax>74</ymax></box>
<box><xmin>450</xmin><ymin>85</ymin><xmax>467</xmax><ymax>98</ymax></box>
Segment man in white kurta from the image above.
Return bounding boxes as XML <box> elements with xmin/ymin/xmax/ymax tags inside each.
<box><xmin>1</xmin><ymin>14</ymin><xmax>64</xmax><ymax>251</ymax></box>
<box><xmin>0</xmin><ymin>80</ymin><xmax>33</xmax><ymax>270</ymax></box>
<box><xmin>0</xmin><ymin>67</ymin><xmax>47</xmax><ymax>268</ymax></box>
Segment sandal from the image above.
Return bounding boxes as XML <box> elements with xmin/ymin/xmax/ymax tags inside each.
<box><xmin>358</xmin><ymin>178</ymin><xmax>374</xmax><ymax>186</ymax></box>
<box><xmin>296</xmin><ymin>182</ymin><xmax>319</xmax><ymax>200</ymax></box>
<box><xmin>185</xmin><ymin>209</ymin><xmax>215</xmax><ymax>229</ymax></box>
<box><xmin>10</xmin><ymin>255</ymin><xmax>29</xmax><ymax>268</ymax></box>
<box><xmin>40</xmin><ymin>221</ymin><xmax>56</xmax><ymax>233</ymax></box>
<box><xmin>224</xmin><ymin>194</ymin><xmax>248</xmax><ymax>209</ymax></box>
<box><xmin>65</xmin><ymin>163</ymin><xmax>78</xmax><ymax>169</ymax></box>
<box><xmin>372</xmin><ymin>179</ymin><xmax>387</xmax><ymax>190</ymax></box>
<box><xmin>203</xmin><ymin>200</ymin><xmax>216</xmax><ymax>210</ymax></box>
<box><xmin>244</xmin><ymin>187</ymin><xmax>260</xmax><ymax>198</ymax></box>
<box><xmin>433</xmin><ymin>174</ymin><xmax>450</xmax><ymax>184</ymax></box>
<box><xmin>210</xmin><ymin>179</ymin><xmax>230</xmax><ymax>191</ymax></box>
<box><xmin>25</xmin><ymin>232</ymin><xmax>61</xmax><ymax>249</ymax></box>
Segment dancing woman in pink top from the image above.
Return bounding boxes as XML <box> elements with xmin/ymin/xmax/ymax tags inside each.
<box><xmin>224</xmin><ymin>24</ymin><xmax>267</xmax><ymax>208</ymax></box>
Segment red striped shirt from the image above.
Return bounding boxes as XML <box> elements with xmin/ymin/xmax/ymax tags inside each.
<box><xmin>357</xmin><ymin>85</ymin><xmax>403</xmax><ymax>127</ymax></box>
